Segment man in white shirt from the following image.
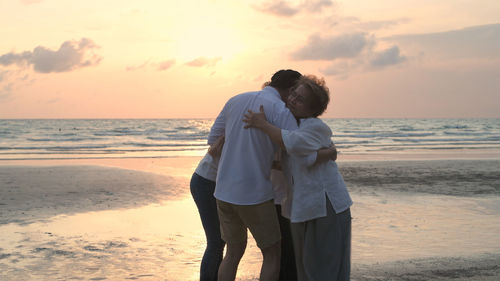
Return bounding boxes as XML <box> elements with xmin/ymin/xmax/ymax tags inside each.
<box><xmin>208</xmin><ymin>69</ymin><xmax>301</xmax><ymax>281</ymax></box>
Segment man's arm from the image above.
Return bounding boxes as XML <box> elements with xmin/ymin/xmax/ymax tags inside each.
<box><xmin>207</xmin><ymin>102</ymin><xmax>228</xmax><ymax>145</ymax></box>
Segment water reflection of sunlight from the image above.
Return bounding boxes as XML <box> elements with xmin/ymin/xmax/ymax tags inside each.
<box><xmin>5</xmin><ymin>183</ymin><xmax>498</xmax><ymax>279</ymax></box>
<box><xmin>48</xmin><ymin>199</ymin><xmax>201</xmax><ymax>236</ymax></box>
<box><xmin>0</xmin><ymin>198</ymin><xmax>263</xmax><ymax>281</ymax></box>
<box><xmin>351</xmin><ymin>193</ymin><xmax>500</xmax><ymax>262</ymax></box>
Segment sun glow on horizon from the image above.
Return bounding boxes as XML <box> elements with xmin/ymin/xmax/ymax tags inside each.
<box><xmin>0</xmin><ymin>0</ymin><xmax>499</xmax><ymax>118</ymax></box>
<box><xmin>174</xmin><ymin>25</ymin><xmax>245</xmax><ymax>61</ymax></box>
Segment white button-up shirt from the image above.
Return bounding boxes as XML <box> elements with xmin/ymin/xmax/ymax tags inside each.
<box><xmin>281</xmin><ymin>118</ymin><xmax>353</xmax><ymax>223</ymax></box>
<box><xmin>208</xmin><ymin>86</ymin><xmax>298</xmax><ymax>205</ymax></box>
<box><xmin>194</xmin><ymin>153</ymin><xmax>218</xmax><ymax>182</ymax></box>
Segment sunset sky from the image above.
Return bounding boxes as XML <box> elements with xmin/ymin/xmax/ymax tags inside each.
<box><xmin>1</xmin><ymin>0</ymin><xmax>499</xmax><ymax>118</ymax></box>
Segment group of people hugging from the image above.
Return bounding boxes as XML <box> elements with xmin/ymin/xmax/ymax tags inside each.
<box><xmin>190</xmin><ymin>69</ymin><xmax>352</xmax><ymax>281</ymax></box>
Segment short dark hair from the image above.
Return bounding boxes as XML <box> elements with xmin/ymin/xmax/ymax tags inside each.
<box><xmin>262</xmin><ymin>69</ymin><xmax>302</xmax><ymax>89</ymax></box>
<box><xmin>298</xmin><ymin>75</ymin><xmax>330</xmax><ymax>117</ymax></box>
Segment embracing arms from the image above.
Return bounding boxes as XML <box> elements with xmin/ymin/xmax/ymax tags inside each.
<box><xmin>243</xmin><ymin>105</ymin><xmax>286</xmax><ymax>150</ymax></box>
<box><xmin>243</xmin><ymin>105</ymin><xmax>337</xmax><ymax>164</ymax></box>
<box><xmin>208</xmin><ymin>135</ymin><xmax>225</xmax><ymax>158</ymax></box>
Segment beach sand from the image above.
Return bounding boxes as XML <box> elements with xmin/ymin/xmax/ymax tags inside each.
<box><xmin>1</xmin><ymin>157</ymin><xmax>499</xmax><ymax>280</ymax></box>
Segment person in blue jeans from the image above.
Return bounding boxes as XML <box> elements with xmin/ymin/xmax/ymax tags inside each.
<box><xmin>190</xmin><ymin>136</ymin><xmax>225</xmax><ymax>281</ymax></box>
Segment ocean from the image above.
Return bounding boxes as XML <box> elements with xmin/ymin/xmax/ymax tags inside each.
<box><xmin>1</xmin><ymin>119</ymin><xmax>500</xmax><ymax>281</ymax></box>
<box><xmin>1</xmin><ymin>118</ymin><xmax>499</xmax><ymax>160</ymax></box>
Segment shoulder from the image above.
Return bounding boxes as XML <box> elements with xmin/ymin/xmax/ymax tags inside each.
<box><xmin>300</xmin><ymin>118</ymin><xmax>331</xmax><ymax>135</ymax></box>
<box><xmin>271</xmin><ymin>104</ymin><xmax>297</xmax><ymax>129</ymax></box>
<box><xmin>257</xmin><ymin>90</ymin><xmax>293</xmax><ymax>118</ymax></box>
<box><xmin>225</xmin><ymin>91</ymin><xmax>259</xmax><ymax>108</ymax></box>
<box><xmin>301</xmin><ymin>118</ymin><xmax>328</xmax><ymax>129</ymax></box>
<box><xmin>230</xmin><ymin>91</ymin><xmax>258</xmax><ymax>102</ymax></box>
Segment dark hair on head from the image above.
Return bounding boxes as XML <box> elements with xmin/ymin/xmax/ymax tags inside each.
<box><xmin>298</xmin><ymin>75</ymin><xmax>330</xmax><ymax>117</ymax></box>
<box><xmin>262</xmin><ymin>69</ymin><xmax>302</xmax><ymax>89</ymax></box>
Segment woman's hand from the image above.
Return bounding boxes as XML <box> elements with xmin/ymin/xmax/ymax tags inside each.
<box><xmin>315</xmin><ymin>143</ymin><xmax>337</xmax><ymax>165</ymax></box>
<box><xmin>208</xmin><ymin>135</ymin><xmax>225</xmax><ymax>159</ymax></box>
<box><xmin>243</xmin><ymin>105</ymin><xmax>286</xmax><ymax>149</ymax></box>
<box><xmin>327</xmin><ymin>143</ymin><xmax>338</xmax><ymax>161</ymax></box>
<box><xmin>243</xmin><ymin>105</ymin><xmax>268</xmax><ymax>129</ymax></box>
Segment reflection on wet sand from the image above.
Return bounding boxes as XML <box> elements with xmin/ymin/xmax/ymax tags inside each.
<box><xmin>1</xmin><ymin>158</ymin><xmax>500</xmax><ymax>280</ymax></box>
<box><xmin>0</xmin><ymin>198</ymin><xmax>262</xmax><ymax>281</ymax></box>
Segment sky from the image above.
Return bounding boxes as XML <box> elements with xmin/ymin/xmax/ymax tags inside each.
<box><xmin>1</xmin><ymin>0</ymin><xmax>499</xmax><ymax>118</ymax></box>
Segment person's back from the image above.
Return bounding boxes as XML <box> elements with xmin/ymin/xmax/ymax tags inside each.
<box><xmin>209</xmin><ymin>86</ymin><xmax>297</xmax><ymax>205</ymax></box>
<box><xmin>208</xmin><ymin>69</ymin><xmax>301</xmax><ymax>281</ymax></box>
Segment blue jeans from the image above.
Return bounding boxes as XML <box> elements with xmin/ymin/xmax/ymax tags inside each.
<box><xmin>190</xmin><ymin>173</ymin><xmax>225</xmax><ymax>281</ymax></box>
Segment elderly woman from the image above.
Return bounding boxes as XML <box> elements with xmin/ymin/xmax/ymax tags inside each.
<box><xmin>243</xmin><ymin>75</ymin><xmax>352</xmax><ymax>281</ymax></box>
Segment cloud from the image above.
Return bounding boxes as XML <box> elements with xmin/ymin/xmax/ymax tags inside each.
<box><xmin>291</xmin><ymin>32</ymin><xmax>372</xmax><ymax>60</ymax></box>
<box><xmin>126</xmin><ymin>61</ymin><xmax>150</xmax><ymax>71</ymax></box>
<box><xmin>157</xmin><ymin>60</ymin><xmax>176</xmax><ymax>71</ymax></box>
<box><xmin>0</xmin><ymin>70</ymin><xmax>7</xmax><ymax>82</ymax></box>
<box><xmin>253</xmin><ymin>0</ymin><xmax>334</xmax><ymax>17</ymax></box>
<box><xmin>185</xmin><ymin>57</ymin><xmax>222</xmax><ymax>67</ymax></box>
<box><xmin>317</xmin><ymin>45</ymin><xmax>407</xmax><ymax>78</ymax></box>
<box><xmin>19</xmin><ymin>0</ymin><xmax>43</xmax><ymax>4</ymax></box>
<box><xmin>0</xmin><ymin>38</ymin><xmax>102</xmax><ymax>73</ymax></box>
<box><xmin>355</xmin><ymin>18</ymin><xmax>410</xmax><ymax>31</ymax></box>
<box><xmin>290</xmin><ymin>32</ymin><xmax>407</xmax><ymax>77</ymax></box>
<box><xmin>125</xmin><ymin>59</ymin><xmax>176</xmax><ymax>72</ymax></box>
<box><xmin>320</xmin><ymin>61</ymin><xmax>355</xmax><ymax>80</ymax></box>
<box><xmin>0</xmin><ymin>82</ymin><xmax>14</xmax><ymax>101</ymax></box>
<box><xmin>385</xmin><ymin>23</ymin><xmax>500</xmax><ymax>59</ymax></box>
<box><xmin>370</xmin><ymin>46</ymin><xmax>407</xmax><ymax>68</ymax></box>
<box><xmin>0</xmin><ymin>69</ymin><xmax>27</xmax><ymax>99</ymax></box>
<box><xmin>3</xmin><ymin>83</ymin><xmax>13</xmax><ymax>92</ymax></box>
<box><xmin>303</xmin><ymin>0</ymin><xmax>334</xmax><ymax>12</ymax></box>
<box><xmin>316</xmin><ymin>23</ymin><xmax>500</xmax><ymax>78</ymax></box>
<box><xmin>319</xmin><ymin>16</ymin><xmax>410</xmax><ymax>34</ymax></box>
<box><xmin>254</xmin><ymin>1</ymin><xmax>299</xmax><ymax>17</ymax></box>
<box><xmin>0</xmin><ymin>92</ymin><xmax>12</xmax><ymax>101</ymax></box>
<box><xmin>0</xmin><ymin>52</ymin><xmax>32</xmax><ymax>67</ymax></box>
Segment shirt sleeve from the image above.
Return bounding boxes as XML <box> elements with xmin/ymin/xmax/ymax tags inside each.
<box><xmin>294</xmin><ymin>152</ymin><xmax>318</xmax><ymax>168</ymax></box>
<box><xmin>304</xmin><ymin>152</ymin><xmax>317</xmax><ymax>167</ymax></box>
<box><xmin>207</xmin><ymin>101</ymin><xmax>228</xmax><ymax>144</ymax></box>
<box><xmin>281</xmin><ymin>119</ymin><xmax>332</xmax><ymax>155</ymax></box>
<box><xmin>271</xmin><ymin>105</ymin><xmax>298</xmax><ymax>131</ymax></box>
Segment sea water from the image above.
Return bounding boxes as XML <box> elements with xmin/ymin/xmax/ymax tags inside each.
<box><xmin>1</xmin><ymin>119</ymin><xmax>500</xmax><ymax>280</ymax></box>
<box><xmin>1</xmin><ymin>118</ymin><xmax>499</xmax><ymax>160</ymax></box>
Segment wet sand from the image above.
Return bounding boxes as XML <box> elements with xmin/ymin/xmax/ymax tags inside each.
<box><xmin>1</xmin><ymin>157</ymin><xmax>499</xmax><ymax>280</ymax></box>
